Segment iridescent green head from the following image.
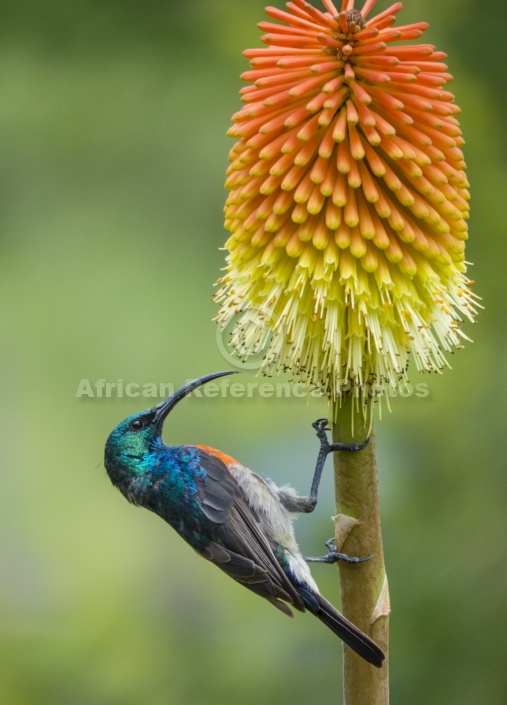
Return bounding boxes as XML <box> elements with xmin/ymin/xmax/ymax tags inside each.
<box><xmin>104</xmin><ymin>371</ymin><xmax>238</xmax><ymax>491</ymax></box>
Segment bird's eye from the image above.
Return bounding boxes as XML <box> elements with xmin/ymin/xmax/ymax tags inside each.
<box><xmin>130</xmin><ymin>419</ymin><xmax>145</xmax><ymax>431</ymax></box>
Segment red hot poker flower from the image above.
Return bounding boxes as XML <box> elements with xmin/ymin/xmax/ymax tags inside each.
<box><xmin>215</xmin><ymin>0</ymin><xmax>477</xmax><ymax>405</ymax></box>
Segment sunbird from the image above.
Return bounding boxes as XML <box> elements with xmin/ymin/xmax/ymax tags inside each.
<box><xmin>104</xmin><ymin>371</ymin><xmax>385</xmax><ymax>667</ymax></box>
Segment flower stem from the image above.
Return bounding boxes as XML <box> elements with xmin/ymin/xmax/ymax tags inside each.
<box><xmin>332</xmin><ymin>395</ymin><xmax>389</xmax><ymax>705</ymax></box>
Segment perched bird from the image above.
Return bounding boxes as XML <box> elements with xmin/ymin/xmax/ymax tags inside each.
<box><xmin>104</xmin><ymin>371</ymin><xmax>385</xmax><ymax>667</ymax></box>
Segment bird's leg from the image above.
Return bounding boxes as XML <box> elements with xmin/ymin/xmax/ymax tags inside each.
<box><xmin>281</xmin><ymin>419</ymin><xmax>369</xmax><ymax>516</ymax></box>
<box><xmin>303</xmin><ymin>424</ymin><xmax>371</xmax><ymax>563</ymax></box>
<box><xmin>307</xmin><ymin>418</ymin><xmax>369</xmax><ymax>510</ymax></box>
<box><xmin>305</xmin><ymin>538</ymin><xmax>372</xmax><ymax>565</ymax></box>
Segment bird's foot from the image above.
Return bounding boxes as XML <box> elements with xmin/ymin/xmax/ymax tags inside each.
<box><xmin>312</xmin><ymin>418</ymin><xmax>331</xmax><ymax>446</ymax></box>
<box><xmin>312</xmin><ymin>418</ymin><xmax>369</xmax><ymax>454</ymax></box>
<box><xmin>304</xmin><ymin>538</ymin><xmax>372</xmax><ymax>565</ymax></box>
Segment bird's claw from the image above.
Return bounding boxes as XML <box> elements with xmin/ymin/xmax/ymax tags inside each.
<box><xmin>312</xmin><ymin>419</ymin><xmax>331</xmax><ymax>449</ymax></box>
<box><xmin>312</xmin><ymin>418</ymin><xmax>330</xmax><ymax>433</ymax></box>
<box><xmin>325</xmin><ymin>537</ymin><xmax>336</xmax><ymax>553</ymax></box>
<box><xmin>347</xmin><ymin>438</ymin><xmax>370</xmax><ymax>452</ymax></box>
<box><xmin>312</xmin><ymin>419</ymin><xmax>369</xmax><ymax>454</ymax></box>
<box><xmin>305</xmin><ymin>537</ymin><xmax>373</xmax><ymax>565</ymax></box>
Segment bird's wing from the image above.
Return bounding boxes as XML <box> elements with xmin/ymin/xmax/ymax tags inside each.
<box><xmin>193</xmin><ymin>447</ymin><xmax>305</xmax><ymax>613</ymax></box>
<box><xmin>192</xmin><ymin>448</ymin><xmax>237</xmax><ymax>524</ymax></box>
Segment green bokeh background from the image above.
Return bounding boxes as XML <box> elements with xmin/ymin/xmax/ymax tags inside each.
<box><xmin>1</xmin><ymin>1</ymin><xmax>505</xmax><ymax>703</ymax></box>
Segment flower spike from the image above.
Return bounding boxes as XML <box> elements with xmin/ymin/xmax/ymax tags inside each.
<box><xmin>215</xmin><ymin>0</ymin><xmax>478</xmax><ymax>409</ymax></box>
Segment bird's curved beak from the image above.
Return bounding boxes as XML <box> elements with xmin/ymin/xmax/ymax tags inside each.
<box><xmin>153</xmin><ymin>370</ymin><xmax>240</xmax><ymax>425</ymax></box>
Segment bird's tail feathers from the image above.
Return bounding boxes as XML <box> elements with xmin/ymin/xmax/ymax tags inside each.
<box><xmin>297</xmin><ymin>587</ymin><xmax>385</xmax><ymax>668</ymax></box>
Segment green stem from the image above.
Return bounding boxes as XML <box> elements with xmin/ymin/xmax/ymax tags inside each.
<box><xmin>332</xmin><ymin>395</ymin><xmax>389</xmax><ymax>705</ymax></box>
